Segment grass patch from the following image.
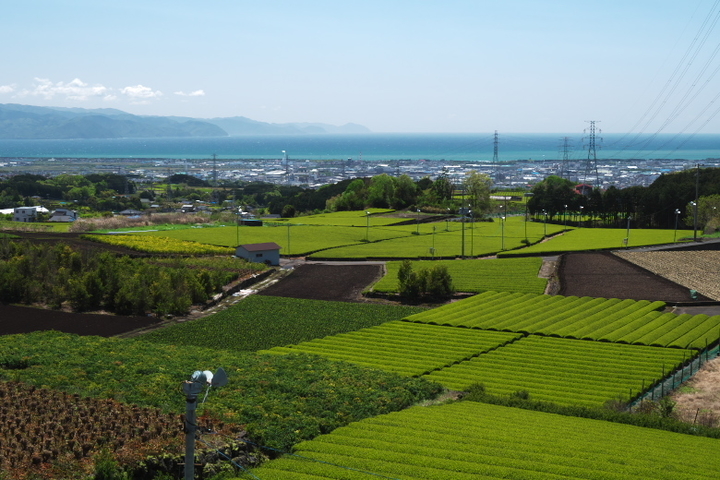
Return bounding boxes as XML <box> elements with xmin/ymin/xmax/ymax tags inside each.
<box><xmin>499</xmin><ymin>227</ymin><xmax>696</xmax><ymax>256</ymax></box>
<box><xmin>371</xmin><ymin>257</ymin><xmax>547</xmax><ymax>294</ymax></box>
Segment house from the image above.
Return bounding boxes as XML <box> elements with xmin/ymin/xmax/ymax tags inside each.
<box><xmin>13</xmin><ymin>206</ymin><xmax>49</xmax><ymax>222</ymax></box>
<box><xmin>48</xmin><ymin>208</ymin><xmax>79</xmax><ymax>222</ymax></box>
<box><xmin>117</xmin><ymin>209</ymin><xmax>143</xmax><ymax>217</ymax></box>
<box><xmin>235</xmin><ymin>242</ymin><xmax>282</xmax><ymax>266</ymax></box>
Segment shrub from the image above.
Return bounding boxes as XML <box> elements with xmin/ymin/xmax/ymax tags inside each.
<box><xmin>397</xmin><ymin>260</ymin><xmax>454</xmax><ymax>302</ymax></box>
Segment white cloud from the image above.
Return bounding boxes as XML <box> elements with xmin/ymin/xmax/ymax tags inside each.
<box><xmin>120</xmin><ymin>84</ymin><xmax>163</xmax><ymax>101</ymax></box>
<box><xmin>26</xmin><ymin>77</ymin><xmax>108</xmax><ymax>100</ymax></box>
<box><xmin>174</xmin><ymin>89</ymin><xmax>205</xmax><ymax>97</ymax></box>
<box><xmin>0</xmin><ymin>84</ymin><xmax>15</xmax><ymax>94</ymax></box>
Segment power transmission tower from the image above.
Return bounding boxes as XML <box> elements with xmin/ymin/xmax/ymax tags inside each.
<box><xmin>558</xmin><ymin>137</ymin><xmax>573</xmax><ymax>179</ymax></box>
<box><xmin>583</xmin><ymin>121</ymin><xmax>601</xmax><ymax>188</ymax></box>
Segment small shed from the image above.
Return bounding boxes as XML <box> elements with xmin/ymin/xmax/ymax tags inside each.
<box><xmin>235</xmin><ymin>242</ymin><xmax>282</xmax><ymax>266</ymax></box>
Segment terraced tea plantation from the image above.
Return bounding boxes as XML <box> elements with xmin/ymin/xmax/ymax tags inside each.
<box><xmin>259</xmin><ymin>291</ymin><xmax>719</xmax><ymax>408</ymax></box>
<box><xmin>407</xmin><ymin>291</ymin><xmax>720</xmax><ymax>349</ymax></box>
<box><xmin>424</xmin><ymin>335</ymin><xmax>690</xmax><ymax>405</ymax></box>
<box><xmin>262</xmin><ymin>321</ymin><xmax>521</xmax><ymax>376</ymax></box>
<box><xmin>252</xmin><ymin>401</ymin><xmax>720</xmax><ymax>479</ymax></box>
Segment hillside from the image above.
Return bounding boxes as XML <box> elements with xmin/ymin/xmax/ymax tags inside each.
<box><xmin>0</xmin><ymin>103</ymin><xmax>371</xmax><ymax>139</ymax></box>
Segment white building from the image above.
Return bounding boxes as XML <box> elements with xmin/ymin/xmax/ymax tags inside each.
<box><xmin>235</xmin><ymin>242</ymin><xmax>282</xmax><ymax>266</ymax></box>
<box><xmin>13</xmin><ymin>206</ymin><xmax>49</xmax><ymax>222</ymax></box>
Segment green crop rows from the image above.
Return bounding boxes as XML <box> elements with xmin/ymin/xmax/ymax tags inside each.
<box><xmin>309</xmin><ymin>216</ymin><xmax>566</xmax><ymax>259</ymax></box>
<box><xmin>423</xmin><ymin>335</ymin><xmax>690</xmax><ymax>406</ymax></box>
<box><xmin>499</xmin><ymin>227</ymin><xmax>695</xmax><ymax>257</ymax></box>
<box><xmin>371</xmin><ymin>257</ymin><xmax>547</xmax><ymax>294</ymax></box>
<box><xmin>251</xmin><ymin>401</ymin><xmax>720</xmax><ymax>479</ymax></box>
<box><xmin>261</xmin><ymin>321</ymin><xmax>521</xmax><ymax>376</ymax></box>
<box><xmin>139</xmin><ymin>296</ymin><xmax>426</xmax><ymax>352</ymax></box>
<box><xmin>406</xmin><ymin>291</ymin><xmax>720</xmax><ymax>349</ymax></box>
<box><xmin>272</xmin><ymin>208</ymin><xmax>400</xmax><ymax>226</ymax></box>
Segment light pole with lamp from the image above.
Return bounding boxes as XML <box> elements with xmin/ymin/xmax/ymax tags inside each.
<box><xmin>446</xmin><ymin>208</ymin><xmax>450</xmax><ymax>231</ymax></box>
<box><xmin>579</xmin><ymin>205</ymin><xmax>584</xmax><ymax>227</ymax></box>
<box><xmin>691</xmin><ymin>201</ymin><xmax>698</xmax><ymax>241</ymax></box>
<box><xmin>563</xmin><ymin>204</ymin><xmax>568</xmax><ymax>231</ymax></box>
<box><xmin>625</xmin><ymin>215</ymin><xmax>632</xmax><ymax>247</ymax></box>
<box><xmin>543</xmin><ymin>210</ymin><xmax>547</xmax><ymax>237</ymax></box>
<box><xmin>469</xmin><ymin>208</ymin><xmax>474</xmax><ymax>257</ymax></box>
<box><xmin>416</xmin><ymin>208</ymin><xmax>421</xmax><ymax>235</ymax></box>
<box><xmin>674</xmin><ymin>208</ymin><xmax>681</xmax><ymax>242</ymax></box>
<box><xmin>501</xmin><ymin>216</ymin><xmax>506</xmax><ymax>251</ymax></box>
<box><xmin>365</xmin><ymin>211</ymin><xmax>371</xmax><ymax>241</ymax></box>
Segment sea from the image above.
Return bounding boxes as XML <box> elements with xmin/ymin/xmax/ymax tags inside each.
<box><xmin>1</xmin><ymin>132</ymin><xmax>720</xmax><ymax>163</ymax></box>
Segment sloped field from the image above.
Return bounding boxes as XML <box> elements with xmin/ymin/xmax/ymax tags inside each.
<box><xmin>252</xmin><ymin>401</ymin><xmax>720</xmax><ymax>479</ymax></box>
<box><xmin>261</xmin><ymin>321</ymin><xmax>521</xmax><ymax>376</ymax></box>
<box><xmin>406</xmin><ymin>291</ymin><xmax>720</xmax><ymax>349</ymax></box>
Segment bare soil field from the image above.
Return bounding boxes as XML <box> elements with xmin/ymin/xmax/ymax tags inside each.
<box><xmin>615</xmin><ymin>250</ymin><xmax>720</xmax><ymax>301</ymax></box>
<box><xmin>558</xmin><ymin>251</ymin><xmax>710</xmax><ymax>302</ymax></box>
<box><xmin>258</xmin><ymin>264</ymin><xmax>384</xmax><ymax>302</ymax></box>
<box><xmin>0</xmin><ymin>304</ymin><xmax>160</xmax><ymax>336</ymax></box>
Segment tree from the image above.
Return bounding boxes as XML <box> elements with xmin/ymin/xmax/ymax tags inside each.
<box><xmin>367</xmin><ymin>174</ymin><xmax>395</xmax><ymax>208</ymax></box>
<box><xmin>463</xmin><ymin>171</ymin><xmax>492</xmax><ymax>218</ymax></box>
<box><xmin>431</xmin><ymin>168</ymin><xmax>454</xmax><ymax>202</ymax></box>
<box><xmin>397</xmin><ymin>260</ymin><xmax>454</xmax><ymax>302</ymax></box>
<box><xmin>527</xmin><ymin>175</ymin><xmax>577</xmax><ymax>221</ymax></box>
<box><xmin>392</xmin><ymin>175</ymin><xmax>419</xmax><ymax>209</ymax></box>
<box><xmin>281</xmin><ymin>204</ymin><xmax>296</xmax><ymax>218</ymax></box>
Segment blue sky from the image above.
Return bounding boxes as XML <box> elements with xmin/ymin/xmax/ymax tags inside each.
<box><xmin>2</xmin><ymin>0</ymin><xmax>719</xmax><ymax>133</ymax></box>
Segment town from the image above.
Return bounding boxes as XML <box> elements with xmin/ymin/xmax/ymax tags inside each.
<box><xmin>2</xmin><ymin>154</ymin><xmax>719</xmax><ymax>190</ymax></box>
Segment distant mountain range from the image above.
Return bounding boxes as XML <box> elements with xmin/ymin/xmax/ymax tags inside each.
<box><xmin>0</xmin><ymin>104</ymin><xmax>371</xmax><ymax>139</ymax></box>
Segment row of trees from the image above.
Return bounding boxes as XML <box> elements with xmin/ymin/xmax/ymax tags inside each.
<box><xmin>0</xmin><ymin>240</ymin><xmax>237</xmax><ymax>316</ymax></box>
<box><xmin>325</xmin><ymin>170</ymin><xmax>493</xmax><ymax>216</ymax></box>
<box><xmin>527</xmin><ymin>167</ymin><xmax>720</xmax><ymax>229</ymax></box>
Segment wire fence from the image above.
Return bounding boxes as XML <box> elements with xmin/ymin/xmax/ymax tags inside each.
<box><xmin>631</xmin><ymin>344</ymin><xmax>720</xmax><ymax>407</ymax></box>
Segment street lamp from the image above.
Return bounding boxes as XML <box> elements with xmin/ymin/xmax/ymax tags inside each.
<box><xmin>579</xmin><ymin>205</ymin><xmax>584</xmax><ymax>227</ymax></box>
<box><xmin>543</xmin><ymin>210</ymin><xmax>547</xmax><ymax>237</ymax></box>
<box><xmin>691</xmin><ymin>201</ymin><xmax>698</xmax><ymax>241</ymax></box>
<box><xmin>365</xmin><ymin>211</ymin><xmax>371</xmax><ymax>241</ymax></box>
<box><xmin>432</xmin><ymin>225</ymin><xmax>436</xmax><ymax>259</ymax></box>
<box><xmin>563</xmin><ymin>204</ymin><xmax>568</xmax><ymax>231</ymax></box>
<box><xmin>446</xmin><ymin>208</ymin><xmax>450</xmax><ymax>231</ymax></box>
<box><xmin>674</xmin><ymin>208</ymin><xmax>681</xmax><ymax>242</ymax></box>
<box><xmin>501</xmin><ymin>216</ymin><xmax>506</xmax><ymax>251</ymax></box>
<box><xmin>469</xmin><ymin>208</ymin><xmax>474</xmax><ymax>257</ymax></box>
<box><xmin>416</xmin><ymin>208</ymin><xmax>421</xmax><ymax>235</ymax></box>
<box><xmin>625</xmin><ymin>215</ymin><xmax>632</xmax><ymax>247</ymax></box>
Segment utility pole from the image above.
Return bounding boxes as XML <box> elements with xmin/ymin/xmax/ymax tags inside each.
<box><xmin>583</xmin><ymin>121</ymin><xmax>601</xmax><ymax>188</ymax></box>
<box><xmin>212</xmin><ymin>153</ymin><xmax>218</xmax><ymax>186</ymax></box>
<box><xmin>694</xmin><ymin>163</ymin><xmax>700</xmax><ymax>241</ymax></box>
<box><xmin>492</xmin><ymin>130</ymin><xmax>499</xmax><ymax>181</ymax></box>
